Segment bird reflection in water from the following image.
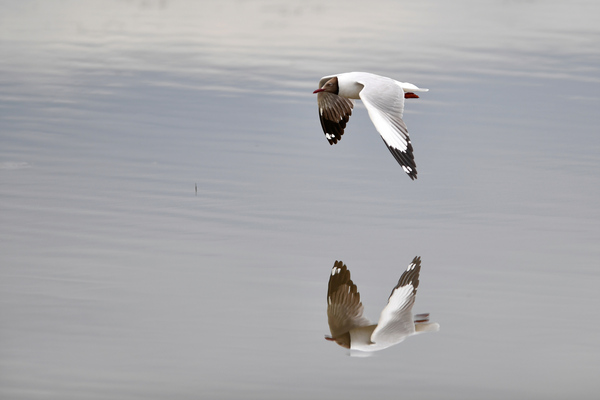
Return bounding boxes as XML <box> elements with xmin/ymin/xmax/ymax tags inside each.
<box><xmin>325</xmin><ymin>256</ymin><xmax>439</xmax><ymax>354</ymax></box>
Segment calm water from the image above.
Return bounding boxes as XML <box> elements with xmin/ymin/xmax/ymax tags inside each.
<box><xmin>1</xmin><ymin>0</ymin><xmax>600</xmax><ymax>399</ymax></box>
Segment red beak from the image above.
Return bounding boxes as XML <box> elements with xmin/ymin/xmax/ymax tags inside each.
<box><xmin>313</xmin><ymin>88</ymin><xmax>324</xmax><ymax>94</ymax></box>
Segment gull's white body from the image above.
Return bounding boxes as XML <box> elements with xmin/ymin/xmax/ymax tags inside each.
<box><xmin>331</xmin><ymin>72</ymin><xmax>428</xmax><ymax>104</ymax></box>
<box><xmin>314</xmin><ymin>72</ymin><xmax>428</xmax><ymax>180</ymax></box>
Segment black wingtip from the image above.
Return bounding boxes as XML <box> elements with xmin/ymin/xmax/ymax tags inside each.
<box><xmin>386</xmin><ymin>145</ymin><xmax>418</xmax><ymax>180</ymax></box>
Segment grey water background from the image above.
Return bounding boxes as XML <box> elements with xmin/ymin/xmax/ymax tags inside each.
<box><xmin>1</xmin><ymin>0</ymin><xmax>599</xmax><ymax>398</ymax></box>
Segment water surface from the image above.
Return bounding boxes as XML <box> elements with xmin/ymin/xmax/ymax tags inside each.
<box><xmin>1</xmin><ymin>1</ymin><xmax>600</xmax><ymax>399</ymax></box>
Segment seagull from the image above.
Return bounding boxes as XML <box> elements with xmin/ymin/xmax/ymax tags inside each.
<box><xmin>313</xmin><ymin>72</ymin><xmax>428</xmax><ymax>180</ymax></box>
<box><xmin>325</xmin><ymin>256</ymin><xmax>439</xmax><ymax>353</ymax></box>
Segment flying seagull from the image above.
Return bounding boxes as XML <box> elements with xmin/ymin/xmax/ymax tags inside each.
<box><xmin>313</xmin><ymin>72</ymin><xmax>428</xmax><ymax>180</ymax></box>
<box><xmin>325</xmin><ymin>256</ymin><xmax>439</xmax><ymax>352</ymax></box>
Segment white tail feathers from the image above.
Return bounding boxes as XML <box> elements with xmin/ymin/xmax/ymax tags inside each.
<box><xmin>415</xmin><ymin>322</ymin><xmax>440</xmax><ymax>333</ymax></box>
<box><xmin>398</xmin><ymin>82</ymin><xmax>429</xmax><ymax>93</ymax></box>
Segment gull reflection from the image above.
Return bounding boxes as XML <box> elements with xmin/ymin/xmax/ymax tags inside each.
<box><xmin>325</xmin><ymin>256</ymin><xmax>439</xmax><ymax>353</ymax></box>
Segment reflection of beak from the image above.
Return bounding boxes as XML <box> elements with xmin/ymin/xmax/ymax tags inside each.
<box><xmin>313</xmin><ymin>88</ymin><xmax>324</xmax><ymax>94</ymax></box>
<box><xmin>324</xmin><ymin>335</ymin><xmax>335</xmax><ymax>341</ymax></box>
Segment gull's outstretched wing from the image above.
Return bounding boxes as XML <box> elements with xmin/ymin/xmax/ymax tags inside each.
<box><xmin>357</xmin><ymin>76</ymin><xmax>417</xmax><ymax>179</ymax></box>
<box><xmin>370</xmin><ymin>256</ymin><xmax>421</xmax><ymax>345</ymax></box>
<box><xmin>317</xmin><ymin>91</ymin><xmax>355</xmax><ymax>145</ymax></box>
<box><xmin>327</xmin><ymin>261</ymin><xmax>371</xmax><ymax>338</ymax></box>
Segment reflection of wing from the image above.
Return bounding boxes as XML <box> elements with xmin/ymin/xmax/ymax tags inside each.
<box><xmin>327</xmin><ymin>261</ymin><xmax>371</xmax><ymax>338</ymax></box>
<box><xmin>317</xmin><ymin>92</ymin><xmax>354</xmax><ymax>145</ymax></box>
<box><xmin>357</xmin><ymin>76</ymin><xmax>417</xmax><ymax>179</ymax></box>
<box><xmin>370</xmin><ymin>256</ymin><xmax>421</xmax><ymax>345</ymax></box>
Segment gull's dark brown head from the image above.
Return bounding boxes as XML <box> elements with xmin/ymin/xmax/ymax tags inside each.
<box><xmin>313</xmin><ymin>77</ymin><xmax>339</xmax><ymax>94</ymax></box>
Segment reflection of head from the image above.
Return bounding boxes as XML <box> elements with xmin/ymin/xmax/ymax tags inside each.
<box><xmin>325</xmin><ymin>332</ymin><xmax>351</xmax><ymax>349</ymax></box>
